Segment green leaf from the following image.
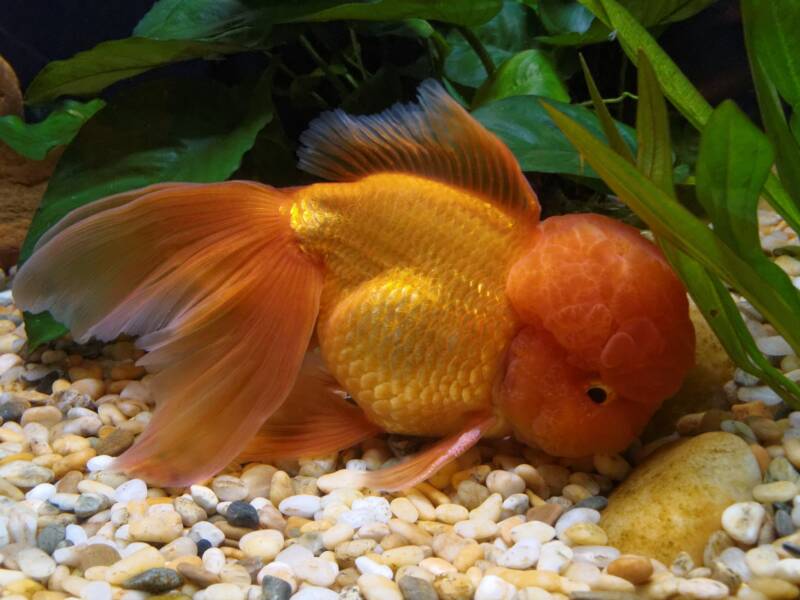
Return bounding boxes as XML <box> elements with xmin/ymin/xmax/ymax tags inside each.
<box><xmin>635</xmin><ymin>52</ymin><xmax>674</xmax><ymax>193</ymax></box>
<box><xmin>742</xmin><ymin>0</ymin><xmax>800</xmax><ymax>218</ymax></box>
<box><xmin>472</xmin><ymin>50</ymin><xmax>569</xmax><ymax>106</ymax></box>
<box><xmin>580</xmin><ymin>54</ymin><xmax>634</xmax><ymax>163</ymax></box>
<box><xmin>542</xmin><ymin>100</ymin><xmax>800</xmax><ymax>355</ymax></box>
<box><xmin>581</xmin><ymin>0</ymin><xmax>800</xmax><ymax>253</ymax></box>
<box><xmin>444</xmin><ymin>0</ymin><xmax>532</xmax><ymax>88</ymax></box>
<box><xmin>537</xmin><ymin>0</ymin><xmax>595</xmax><ymax>34</ymax></box>
<box><xmin>135</xmin><ymin>0</ymin><xmax>501</xmax><ymax>45</ymax></box>
<box><xmin>0</xmin><ymin>99</ymin><xmax>105</xmax><ymax>160</ymax></box>
<box><xmin>25</xmin><ymin>38</ymin><xmax>240</xmax><ymax>104</ymax></box>
<box><xmin>21</xmin><ymin>75</ymin><xmax>275</xmax><ymax>347</ymax></box>
<box><xmin>472</xmin><ymin>95</ymin><xmax>636</xmax><ymax>176</ymax></box>
<box><xmin>663</xmin><ymin>248</ymin><xmax>800</xmax><ymax>407</ymax></box>
<box><xmin>695</xmin><ymin>101</ymin><xmax>774</xmax><ymax>260</ymax></box>
<box><xmin>747</xmin><ymin>0</ymin><xmax>800</xmax><ymax>107</ymax></box>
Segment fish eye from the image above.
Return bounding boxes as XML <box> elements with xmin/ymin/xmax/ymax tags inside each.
<box><xmin>586</xmin><ymin>386</ymin><xmax>608</xmax><ymax>404</ymax></box>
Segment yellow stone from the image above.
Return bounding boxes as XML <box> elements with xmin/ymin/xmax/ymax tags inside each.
<box><xmin>6</xmin><ymin>577</ymin><xmax>45</xmax><ymax>595</ymax></box>
<box><xmin>486</xmin><ymin>567</ymin><xmax>562</xmax><ymax>592</ymax></box>
<box><xmin>563</xmin><ymin>522</ymin><xmax>608</xmax><ymax>546</ymax></box>
<box><xmin>601</xmin><ymin>432</ymin><xmax>760</xmax><ymax>565</ymax></box>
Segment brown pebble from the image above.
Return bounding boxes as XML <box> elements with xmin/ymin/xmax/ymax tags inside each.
<box><xmin>750</xmin><ymin>444</ymin><xmax>770</xmax><ymax>475</ymax></box>
<box><xmin>55</xmin><ymin>471</ymin><xmax>83</xmax><ymax>494</ymax></box>
<box><xmin>731</xmin><ymin>401</ymin><xmax>772</xmax><ymax>420</ymax></box>
<box><xmin>94</xmin><ymin>429</ymin><xmax>135</xmax><ymax>456</ymax></box>
<box><xmin>698</xmin><ymin>409</ymin><xmax>733</xmax><ymax>433</ymax></box>
<box><xmin>748</xmin><ymin>576</ymin><xmax>799</xmax><ymax>599</ymax></box>
<box><xmin>79</xmin><ymin>543</ymin><xmax>121</xmax><ymax>570</ymax></box>
<box><xmin>177</xmin><ymin>563</ymin><xmax>220</xmax><ymax>587</ymax></box>
<box><xmin>745</xmin><ymin>416</ymin><xmax>783</xmax><ymax>445</ymax></box>
<box><xmin>607</xmin><ymin>554</ymin><xmax>654</xmax><ymax>585</ymax></box>
<box><xmin>526</xmin><ymin>503</ymin><xmax>563</xmax><ymax>526</ymax></box>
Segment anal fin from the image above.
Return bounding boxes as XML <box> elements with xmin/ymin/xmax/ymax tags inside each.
<box><xmin>238</xmin><ymin>354</ymin><xmax>381</xmax><ymax>462</ymax></box>
<box><xmin>317</xmin><ymin>413</ymin><xmax>495</xmax><ymax>492</ymax></box>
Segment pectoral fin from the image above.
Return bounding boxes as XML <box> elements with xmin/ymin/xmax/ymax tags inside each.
<box><xmin>316</xmin><ymin>412</ymin><xmax>495</xmax><ymax>492</ymax></box>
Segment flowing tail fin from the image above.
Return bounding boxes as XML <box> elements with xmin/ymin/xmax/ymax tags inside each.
<box><xmin>13</xmin><ymin>181</ymin><xmax>323</xmax><ymax>486</ymax></box>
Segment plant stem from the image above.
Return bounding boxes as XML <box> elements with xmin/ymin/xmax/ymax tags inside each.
<box><xmin>456</xmin><ymin>26</ymin><xmax>495</xmax><ymax>77</ymax></box>
<box><xmin>299</xmin><ymin>34</ymin><xmax>348</xmax><ymax>96</ymax></box>
<box><xmin>578</xmin><ymin>91</ymin><xmax>639</xmax><ymax>106</ymax></box>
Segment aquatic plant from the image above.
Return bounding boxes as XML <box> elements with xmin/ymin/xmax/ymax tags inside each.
<box><xmin>545</xmin><ymin>0</ymin><xmax>800</xmax><ymax>407</ymax></box>
<box><xmin>2</xmin><ymin>0</ymin><xmax>798</xmax><ymax>409</ymax></box>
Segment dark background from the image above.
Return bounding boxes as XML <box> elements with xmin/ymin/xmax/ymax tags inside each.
<box><xmin>0</xmin><ymin>0</ymin><xmax>755</xmax><ymax>117</ymax></box>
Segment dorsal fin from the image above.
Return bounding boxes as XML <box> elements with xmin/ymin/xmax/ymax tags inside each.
<box><xmin>298</xmin><ymin>79</ymin><xmax>539</xmax><ymax>217</ymax></box>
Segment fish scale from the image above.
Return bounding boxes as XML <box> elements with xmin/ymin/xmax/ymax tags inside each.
<box><xmin>290</xmin><ymin>173</ymin><xmax>530</xmax><ymax>435</ymax></box>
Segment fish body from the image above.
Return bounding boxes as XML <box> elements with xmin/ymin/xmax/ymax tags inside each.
<box><xmin>12</xmin><ymin>81</ymin><xmax>695</xmax><ymax>489</ymax></box>
<box><xmin>291</xmin><ymin>173</ymin><xmax>529</xmax><ymax>436</ymax></box>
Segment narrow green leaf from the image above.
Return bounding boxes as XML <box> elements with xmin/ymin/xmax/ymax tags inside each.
<box><xmin>542</xmin><ymin>100</ymin><xmax>800</xmax><ymax>355</ymax></box>
<box><xmin>580</xmin><ymin>0</ymin><xmax>800</xmax><ymax>249</ymax></box>
<box><xmin>472</xmin><ymin>50</ymin><xmax>569</xmax><ymax>107</ymax></box>
<box><xmin>635</xmin><ymin>51</ymin><xmax>673</xmax><ymax>192</ymax></box>
<box><xmin>21</xmin><ymin>75</ymin><xmax>275</xmax><ymax>347</ymax></box>
<box><xmin>472</xmin><ymin>95</ymin><xmax>636</xmax><ymax>177</ymax></box>
<box><xmin>0</xmin><ymin>100</ymin><xmax>105</xmax><ymax>160</ymax></box>
<box><xmin>25</xmin><ymin>38</ymin><xmax>240</xmax><ymax>104</ymax></box>
<box><xmin>579</xmin><ymin>54</ymin><xmax>635</xmax><ymax>163</ymax></box>
<box><xmin>663</xmin><ymin>248</ymin><xmax>800</xmax><ymax>407</ymax></box>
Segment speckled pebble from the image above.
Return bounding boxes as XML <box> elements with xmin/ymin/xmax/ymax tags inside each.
<box><xmin>122</xmin><ymin>567</ymin><xmax>183</xmax><ymax>593</ymax></box>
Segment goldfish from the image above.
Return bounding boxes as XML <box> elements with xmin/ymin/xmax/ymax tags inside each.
<box><xmin>12</xmin><ymin>81</ymin><xmax>695</xmax><ymax>490</ymax></box>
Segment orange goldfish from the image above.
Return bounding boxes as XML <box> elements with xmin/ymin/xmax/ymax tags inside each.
<box><xmin>13</xmin><ymin>81</ymin><xmax>695</xmax><ymax>490</ymax></box>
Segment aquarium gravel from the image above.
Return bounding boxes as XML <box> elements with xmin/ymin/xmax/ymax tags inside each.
<box><xmin>1</xmin><ymin>211</ymin><xmax>800</xmax><ymax>599</ymax></box>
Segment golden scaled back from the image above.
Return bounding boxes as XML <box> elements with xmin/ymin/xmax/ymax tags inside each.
<box><xmin>290</xmin><ymin>174</ymin><xmax>531</xmax><ymax>436</ymax></box>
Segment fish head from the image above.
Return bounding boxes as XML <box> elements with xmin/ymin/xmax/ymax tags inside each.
<box><xmin>501</xmin><ymin>213</ymin><xmax>695</xmax><ymax>456</ymax></box>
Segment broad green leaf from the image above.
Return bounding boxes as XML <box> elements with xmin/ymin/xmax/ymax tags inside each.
<box><xmin>580</xmin><ymin>0</ymin><xmax>800</xmax><ymax>248</ymax></box>
<box><xmin>747</xmin><ymin>0</ymin><xmax>800</xmax><ymax>107</ymax></box>
<box><xmin>444</xmin><ymin>1</ymin><xmax>532</xmax><ymax>88</ymax></box>
<box><xmin>473</xmin><ymin>50</ymin><xmax>569</xmax><ymax>106</ymax></box>
<box><xmin>537</xmin><ymin>0</ymin><xmax>595</xmax><ymax>34</ymax></box>
<box><xmin>472</xmin><ymin>95</ymin><xmax>636</xmax><ymax>176</ymax></box>
<box><xmin>26</xmin><ymin>38</ymin><xmax>240</xmax><ymax>104</ymax></box>
<box><xmin>0</xmin><ymin>99</ymin><xmax>105</xmax><ymax>160</ymax></box>
<box><xmin>542</xmin><ymin>100</ymin><xmax>800</xmax><ymax>355</ymax></box>
<box><xmin>21</xmin><ymin>75</ymin><xmax>275</xmax><ymax>347</ymax></box>
<box><xmin>635</xmin><ymin>52</ymin><xmax>673</xmax><ymax>193</ymax></box>
<box><xmin>695</xmin><ymin>102</ymin><xmax>774</xmax><ymax>260</ymax></box>
<box><xmin>580</xmin><ymin>54</ymin><xmax>634</xmax><ymax>163</ymax></box>
<box><xmin>135</xmin><ymin>0</ymin><xmax>501</xmax><ymax>45</ymax></box>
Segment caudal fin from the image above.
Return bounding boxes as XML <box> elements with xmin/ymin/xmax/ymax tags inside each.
<box><xmin>13</xmin><ymin>181</ymin><xmax>323</xmax><ymax>486</ymax></box>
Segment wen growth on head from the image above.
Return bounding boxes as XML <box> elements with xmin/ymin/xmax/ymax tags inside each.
<box><xmin>13</xmin><ymin>81</ymin><xmax>695</xmax><ymax>490</ymax></box>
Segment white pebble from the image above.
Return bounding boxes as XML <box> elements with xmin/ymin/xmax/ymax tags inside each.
<box><xmin>294</xmin><ymin>557</ymin><xmax>339</xmax><ymax>586</ymax></box>
<box><xmin>275</xmin><ymin>544</ymin><xmax>314</xmax><ymax>569</ymax></box>
<box><xmin>339</xmin><ymin>497</ymin><xmax>392</xmax><ymax>528</ymax></box>
<box><xmin>203</xmin><ymin>547</ymin><xmax>226</xmax><ymax>574</ymax></box>
<box><xmin>279</xmin><ymin>494</ymin><xmax>322</xmax><ymax>518</ymax></box>
<box><xmin>65</xmin><ymin>524</ymin><xmax>88</xmax><ymax>545</ymax></box>
<box><xmin>239</xmin><ymin>529</ymin><xmax>284</xmax><ymax>561</ymax></box>
<box><xmin>756</xmin><ymin>335</ymin><xmax>793</xmax><ymax>356</ymax></box>
<box><xmin>571</xmin><ymin>545</ymin><xmax>620</xmax><ymax>568</ymax></box>
<box><xmin>190</xmin><ymin>484</ymin><xmax>219</xmax><ymax>513</ymax></box>
<box><xmin>537</xmin><ymin>540</ymin><xmax>573</xmax><ymax>573</ymax></box>
<box><xmin>510</xmin><ymin>521</ymin><xmax>555</xmax><ymax>544</ymax></box>
<box><xmin>721</xmin><ymin>502</ymin><xmax>765</xmax><ymax>545</ymax></box>
<box><xmin>745</xmin><ymin>545</ymin><xmax>779</xmax><ymax>577</ymax></box>
<box><xmin>81</xmin><ymin>580</ymin><xmax>112</xmax><ymax>600</ymax></box>
<box><xmin>555</xmin><ymin>508</ymin><xmax>600</xmax><ymax>538</ymax></box>
<box><xmin>258</xmin><ymin>562</ymin><xmax>297</xmax><ymax>591</ymax></box>
<box><xmin>291</xmin><ymin>586</ymin><xmax>339</xmax><ymax>600</ymax></box>
<box><xmin>498</xmin><ymin>539</ymin><xmax>541</xmax><ymax>570</ymax></box>
<box><xmin>86</xmin><ymin>455</ymin><xmax>114</xmax><ymax>472</ymax></box>
<box><xmin>356</xmin><ymin>555</ymin><xmax>393</xmax><ymax>579</ymax></box>
<box><xmin>776</xmin><ymin>558</ymin><xmax>800</xmax><ymax>583</ymax></box>
<box><xmin>737</xmin><ymin>386</ymin><xmax>783</xmax><ymax>406</ymax></box>
<box><xmin>475</xmin><ymin>574</ymin><xmax>516</xmax><ymax>600</ymax></box>
<box><xmin>676</xmin><ymin>577</ymin><xmax>729</xmax><ymax>599</ymax></box>
<box><xmin>203</xmin><ymin>583</ymin><xmax>245</xmax><ymax>600</ymax></box>
<box><xmin>453</xmin><ymin>518</ymin><xmax>498</xmax><ymax>540</ymax></box>
<box><xmin>189</xmin><ymin>521</ymin><xmax>226</xmax><ymax>547</ymax></box>
<box><xmin>26</xmin><ymin>483</ymin><xmax>56</xmax><ymax>502</ymax></box>
<box><xmin>17</xmin><ymin>547</ymin><xmax>56</xmax><ymax>579</ymax></box>
<box><xmin>114</xmin><ymin>479</ymin><xmax>147</xmax><ymax>503</ymax></box>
